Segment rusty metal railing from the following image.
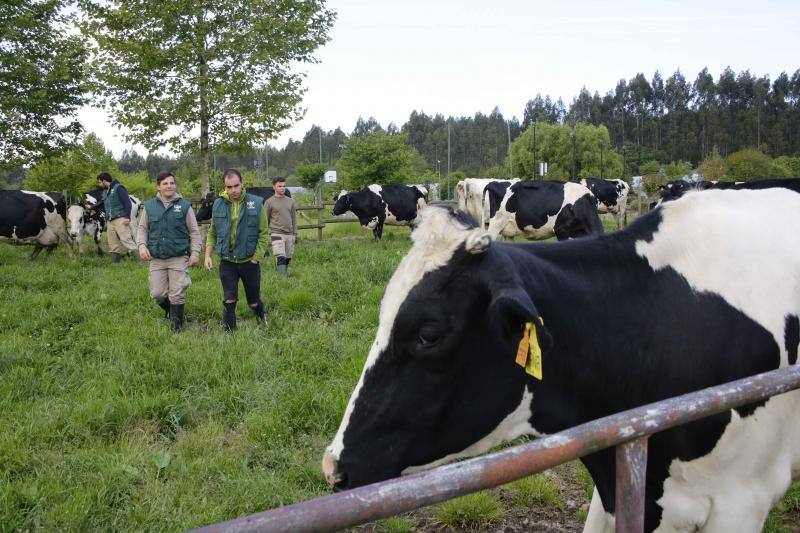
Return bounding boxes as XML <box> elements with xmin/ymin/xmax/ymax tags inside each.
<box><xmin>192</xmin><ymin>365</ymin><xmax>800</xmax><ymax>533</ymax></box>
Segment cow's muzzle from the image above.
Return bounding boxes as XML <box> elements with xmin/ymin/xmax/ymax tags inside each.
<box><xmin>322</xmin><ymin>448</ymin><xmax>347</xmax><ymax>490</ymax></box>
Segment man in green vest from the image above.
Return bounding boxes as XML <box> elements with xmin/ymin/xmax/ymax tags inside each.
<box><xmin>136</xmin><ymin>171</ymin><xmax>202</xmax><ymax>332</ymax></box>
<box><xmin>97</xmin><ymin>172</ymin><xmax>138</xmax><ymax>262</ymax></box>
<box><xmin>204</xmin><ymin>168</ymin><xmax>269</xmax><ymax>331</ymax></box>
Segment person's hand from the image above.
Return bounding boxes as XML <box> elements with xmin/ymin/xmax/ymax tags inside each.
<box><xmin>121</xmin><ymin>217</ymin><xmax>130</xmax><ymax>226</ymax></box>
<box><xmin>188</xmin><ymin>255</ymin><xmax>199</xmax><ymax>267</ymax></box>
<box><xmin>250</xmin><ymin>259</ymin><xmax>259</xmax><ymax>265</ymax></box>
<box><xmin>138</xmin><ymin>246</ymin><xmax>151</xmax><ymax>261</ymax></box>
<box><xmin>204</xmin><ymin>255</ymin><xmax>213</xmax><ymax>271</ymax></box>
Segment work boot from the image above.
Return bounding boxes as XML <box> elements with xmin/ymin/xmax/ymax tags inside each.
<box><xmin>111</xmin><ymin>252</ymin><xmax>122</xmax><ymax>263</ymax></box>
<box><xmin>170</xmin><ymin>304</ymin><xmax>184</xmax><ymax>333</ymax></box>
<box><xmin>222</xmin><ymin>302</ymin><xmax>237</xmax><ymax>332</ymax></box>
<box><xmin>157</xmin><ymin>299</ymin><xmax>170</xmax><ymax>321</ymax></box>
<box><xmin>252</xmin><ymin>300</ymin><xmax>266</xmax><ymax>324</ymax></box>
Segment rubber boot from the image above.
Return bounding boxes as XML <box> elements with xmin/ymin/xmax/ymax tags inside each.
<box><xmin>170</xmin><ymin>304</ymin><xmax>184</xmax><ymax>333</ymax></box>
<box><xmin>129</xmin><ymin>249</ymin><xmax>140</xmax><ymax>260</ymax></box>
<box><xmin>111</xmin><ymin>252</ymin><xmax>122</xmax><ymax>263</ymax></box>
<box><xmin>157</xmin><ymin>299</ymin><xmax>170</xmax><ymax>321</ymax></box>
<box><xmin>252</xmin><ymin>300</ymin><xmax>266</xmax><ymax>324</ymax></box>
<box><xmin>222</xmin><ymin>302</ymin><xmax>237</xmax><ymax>332</ymax></box>
<box><xmin>277</xmin><ymin>263</ymin><xmax>288</xmax><ymax>276</ymax></box>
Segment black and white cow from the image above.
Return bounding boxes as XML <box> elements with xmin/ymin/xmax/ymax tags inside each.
<box><xmin>332</xmin><ymin>184</ymin><xmax>427</xmax><ymax>240</ymax></box>
<box><xmin>66</xmin><ymin>204</ymin><xmax>106</xmax><ymax>256</ymax></box>
<box><xmin>456</xmin><ymin>178</ymin><xmax>517</xmax><ymax>226</ymax></box>
<box><xmin>659</xmin><ymin>177</ymin><xmax>800</xmax><ymax>204</ymax></box>
<box><xmin>0</xmin><ymin>190</ymin><xmax>72</xmax><ymax>259</ymax></box>
<box><xmin>194</xmin><ymin>186</ymin><xmax>292</xmax><ymax>222</ymax></box>
<box><xmin>84</xmin><ymin>187</ymin><xmax>143</xmax><ymax>244</ymax></box>
<box><xmin>323</xmin><ymin>188</ymin><xmax>800</xmax><ymax>532</ymax></box>
<box><xmin>579</xmin><ymin>178</ymin><xmax>630</xmax><ymax>228</ymax></box>
<box><xmin>484</xmin><ymin>180</ymin><xmax>603</xmax><ymax>241</ymax></box>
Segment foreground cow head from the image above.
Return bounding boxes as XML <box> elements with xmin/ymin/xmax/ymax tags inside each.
<box><xmin>322</xmin><ymin>206</ymin><xmax>551</xmax><ymax>490</ymax></box>
<box><xmin>332</xmin><ymin>190</ymin><xmax>351</xmax><ymax>216</ymax></box>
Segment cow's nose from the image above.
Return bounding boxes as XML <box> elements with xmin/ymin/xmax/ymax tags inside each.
<box><xmin>322</xmin><ymin>448</ymin><xmax>345</xmax><ymax>489</ymax></box>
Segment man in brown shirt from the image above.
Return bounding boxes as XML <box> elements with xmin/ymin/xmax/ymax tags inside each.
<box><xmin>265</xmin><ymin>176</ymin><xmax>297</xmax><ymax>276</ymax></box>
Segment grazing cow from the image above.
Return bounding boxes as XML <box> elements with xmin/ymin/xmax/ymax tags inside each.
<box><xmin>484</xmin><ymin>180</ymin><xmax>603</xmax><ymax>241</ymax></box>
<box><xmin>579</xmin><ymin>178</ymin><xmax>630</xmax><ymax>228</ymax></box>
<box><xmin>195</xmin><ymin>186</ymin><xmax>292</xmax><ymax>221</ymax></box>
<box><xmin>66</xmin><ymin>205</ymin><xmax>106</xmax><ymax>256</ymax></box>
<box><xmin>0</xmin><ymin>190</ymin><xmax>72</xmax><ymax>259</ymax></box>
<box><xmin>332</xmin><ymin>184</ymin><xmax>427</xmax><ymax>240</ymax></box>
<box><xmin>84</xmin><ymin>187</ymin><xmax>142</xmax><ymax>244</ymax></box>
<box><xmin>456</xmin><ymin>178</ymin><xmax>517</xmax><ymax>226</ymax></box>
<box><xmin>323</xmin><ymin>188</ymin><xmax>800</xmax><ymax>532</ymax></box>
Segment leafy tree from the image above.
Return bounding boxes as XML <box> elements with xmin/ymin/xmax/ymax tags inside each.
<box><xmin>772</xmin><ymin>155</ymin><xmax>800</xmax><ymax>177</ymax></box>
<box><xmin>724</xmin><ymin>148</ymin><xmax>773</xmax><ymax>181</ymax></box>
<box><xmin>663</xmin><ymin>160</ymin><xmax>692</xmax><ymax>180</ymax></box>
<box><xmin>82</xmin><ymin>0</ymin><xmax>335</xmax><ymax>193</ymax></box>
<box><xmin>295</xmin><ymin>162</ymin><xmax>327</xmax><ymax>190</ymax></box>
<box><xmin>698</xmin><ymin>148</ymin><xmax>726</xmax><ymax>181</ymax></box>
<box><xmin>117</xmin><ymin>149</ymin><xmax>147</xmax><ymax>174</ymax></box>
<box><xmin>337</xmin><ymin>133</ymin><xmax>416</xmax><ymax>190</ymax></box>
<box><xmin>24</xmin><ymin>133</ymin><xmax>118</xmax><ymax>199</ymax></box>
<box><xmin>639</xmin><ymin>160</ymin><xmax>661</xmax><ymax>175</ymax></box>
<box><xmin>0</xmin><ymin>0</ymin><xmax>86</xmax><ymax>168</ymax></box>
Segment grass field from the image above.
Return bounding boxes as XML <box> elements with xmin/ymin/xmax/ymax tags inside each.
<box><xmin>1</xmin><ymin>214</ymin><xmax>799</xmax><ymax>531</ymax></box>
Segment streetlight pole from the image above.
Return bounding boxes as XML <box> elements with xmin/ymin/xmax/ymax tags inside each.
<box><xmin>447</xmin><ymin>125</ymin><xmax>452</xmax><ymax>200</ymax></box>
<box><xmin>532</xmin><ymin>122</ymin><xmax>537</xmax><ymax>180</ymax></box>
<box><xmin>507</xmin><ymin>121</ymin><xmax>512</xmax><ymax>179</ymax></box>
<box><xmin>571</xmin><ymin>131</ymin><xmax>577</xmax><ymax>181</ymax></box>
<box><xmin>437</xmin><ymin>159</ymin><xmax>441</xmax><ymax>183</ymax></box>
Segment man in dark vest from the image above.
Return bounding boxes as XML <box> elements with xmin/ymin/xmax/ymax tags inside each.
<box><xmin>204</xmin><ymin>168</ymin><xmax>269</xmax><ymax>331</ymax></box>
<box><xmin>97</xmin><ymin>172</ymin><xmax>138</xmax><ymax>262</ymax></box>
<box><xmin>136</xmin><ymin>171</ymin><xmax>202</xmax><ymax>332</ymax></box>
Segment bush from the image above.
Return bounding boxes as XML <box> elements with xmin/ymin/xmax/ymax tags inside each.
<box><xmin>638</xmin><ymin>160</ymin><xmax>661</xmax><ymax>175</ymax></box>
<box><xmin>699</xmin><ymin>149</ymin><xmax>726</xmax><ymax>181</ymax></box>
<box><xmin>724</xmin><ymin>148</ymin><xmax>773</xmax><ymax>181</ymax></box>
<box><xmin>772</xmin><ymin>156</ymin><xmax>800</xmax><ymax>178</ymax></box>
<box><xmin>663</xmin><ymin>160</ymin><xmax>692</xmax><ymax>180</ymax></box>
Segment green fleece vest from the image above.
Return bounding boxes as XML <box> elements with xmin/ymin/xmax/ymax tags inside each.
<box><xmin>102</xmin><ymin>180</ymin><xmax>127</xmax><ymax>219</ymax></box>
<box><xmin>144</xmin><ymin>197</ymin><xmax>191</xmax><ymax>259</ymax></box>
<box><xmin>212</xmin><ymin>193</ymin><xmax>262</xmax><ymax>261</ymax></box>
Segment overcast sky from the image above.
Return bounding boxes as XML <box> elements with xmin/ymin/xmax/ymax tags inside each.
<box><xmin>78</xmin><ymin>0</ymin><xmax>800</xmax><ymax>157</ymax></box>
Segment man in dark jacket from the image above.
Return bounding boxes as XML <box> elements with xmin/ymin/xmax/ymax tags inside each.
<box><xmin>204</xmin><ymin>168</ymin><xmax>269</xmax><ymax>331</ymax></box>
<box><xmin>97</xmin><ymin>172</ymin><xmax>138</xmax><ymax>262</ymax></box>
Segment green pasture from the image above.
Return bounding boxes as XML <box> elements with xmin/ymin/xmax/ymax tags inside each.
<box><xmin>1</xmin><ymin>214</ymin><xmax>798</xmax><ymax>531</ymax></box>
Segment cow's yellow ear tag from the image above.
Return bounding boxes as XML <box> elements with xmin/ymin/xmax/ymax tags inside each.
<box><xmin>516</xmin><ymin>320</ymin><xmax>543</xmax><ymax>380</ymax></box>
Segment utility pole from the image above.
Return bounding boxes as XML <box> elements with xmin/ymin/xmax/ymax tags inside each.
<box><xmin>532</xmin><ymin>122</ymin><xmax>537</xmax><ymax>180</ymax></box>
<box><xmin>447</xmin><ymin>124</ymin><xmax>452</xmax><ymax>200</ymax></box>
<box><xmin>571</xmin><ymin>131</ymin><xmax>577</xmax><ymax>181</ymax></box>
<box><xmin>507</xmin><ymin>121</ymin><xmax>512</xmax><ymax>178</ymax></box>
<box><xmin>600</xmin><ymin>139</ymin><xmax>604</xmax><ymax>179</ymax></box>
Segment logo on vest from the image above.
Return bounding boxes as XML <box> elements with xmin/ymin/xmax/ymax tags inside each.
<box><xmin>174</xmin><ymin>204</ymin><xmax>182</xmax><ymax>212</ymax></box>
<box><xmin>247</xmin><ymin>200</ymin><xmax>255</xmax><ymax>209</ymax></box>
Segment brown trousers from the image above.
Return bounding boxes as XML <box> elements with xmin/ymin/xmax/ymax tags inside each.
<box><xmin>107</xmin><ymin>217</ymin><xmax>137</xmax><ymax>254</ymax></box>
<box><xmin>148</xmin><ymin>255</ymin><xmax>192</xmax><ymax>305</ymax></box>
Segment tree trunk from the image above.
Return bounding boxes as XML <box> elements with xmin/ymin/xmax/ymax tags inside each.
<box><xmin>197</xmin><ymin>11</ymin><xmax>210</xmax><ymax>194</ymax></box>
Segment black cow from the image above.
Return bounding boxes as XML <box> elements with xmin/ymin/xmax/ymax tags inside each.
<box><xmin>323</xmin><ymin>188</ymin><xmax>800</xmax><ymax>532</ymax></box>
<box><xmin>332</xmin><ymin>184</ymin><xmax>427</xmax><ymax>240</ymax></box>
<box><xmin>84</xmin><ymin>186</ymin><xmax>143</xmax><ymax>244</ymax></box>
<box><xmin>483</xmin><ymin>180</ymin><xmax>603</xmax><ymax>241</ymax></box>
<box><xmin>0</xmin><ymin>190</ymin><xmax>72</xmax><ymax>259</ymax></box>
<box><xmin>195</xmin><ymin>186</ymin><xmax>291</xmax><ymax>221</ymax></box>
<box><xmin>579</xmin><ymin>178</ymin><xmax>630</xmax><ymax>228</ymax></box>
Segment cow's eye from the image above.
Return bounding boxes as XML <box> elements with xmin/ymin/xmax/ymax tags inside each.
<box><xmin>417</xmin><ymin>323</ymin><xmax>442</xmax><ymax>347</ymax></box>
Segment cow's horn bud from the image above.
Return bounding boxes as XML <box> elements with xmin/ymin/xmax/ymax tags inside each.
<box><xmin>466</xmin><ymin>231</ymin><xmax>492</xmax><ymax>254</ymax></box>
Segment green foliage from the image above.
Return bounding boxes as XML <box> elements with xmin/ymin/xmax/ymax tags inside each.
<box><xmin>82</xmin><ymin>0</ymin><xmax>335</xmax><ymax>191</ymax></box>
<box><xmin>295</xmin><ymin>162</ymin><xmax>327</xmax><ymax>190</ymax></box>
<box><xmin>663</xmin><ymin>160</ymin><xmax>692</xmax><ymax>180</ymax></box>
<box><xmin>507</xmin><ymin>475</ymin><xmax>564</xmax><ymax>509</ymax></box>
<box><xmin>0</xmin><ymin>0</ymin><xmax>86</xmax><ymax>168</ymax></box>
<box><xmin>117</xmin><ymin>171</ymin><xmax>156</xmax><ymax>200</ymax></box>
<box><xmin>337</xmin><ymin>133</ymin><xmax>416</xmax><ymax>190</ymax></box>
<box><xmin>510</xmin><ymin>122</ymin><xmax>622</xmax><ymax>181</ymax></box>
<box><xmin>724</xmin><ymin>148</ymin><xmax>774</xmax><ymax>181</ymax></box>
<box><xmin>24</xmin><ymin>133</ymin><xmax>118</xmax><ymax>199</ymax></box>
<box><xmin>772</xmin><ymin>156</ymin><xmax>800</xmax><ymax>178</ymax></box>
<box><xmin>433</xmin><ymin>491</ymin><xmax>502</xmax><ymax>530</ymax></box>
<box><xmin>638</xmin><ymin>160</ymin><xmax>661</xmax><ymax>175</ymax></box>
<box><xmin>375</xmin><ymin>516</ymin><xmax>418</xmax><ymax>533</ymax></box>
<box><xmin>698</xmin><ymin>148</ymin><xmax>726</xmax><ymax>181</ymax></box>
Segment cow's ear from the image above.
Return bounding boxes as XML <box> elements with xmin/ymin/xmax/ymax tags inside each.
<box><xmin>465</xmin><ymin>230</ymin><xmax>492</xmax><ymax>255</ymax></box>
<box><xmin>488</xmin><ymin>288</ymin><xmax>553</xmax><ymax>353</ymax></box>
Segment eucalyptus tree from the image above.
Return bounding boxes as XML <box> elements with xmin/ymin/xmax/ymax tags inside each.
<box><xmin>0</xmin><ymin>0</ymin><xmax>86</xmax><ymax>168</ymax></box>
<box><xmin>82</xmin><ymin>0</ymin><xmax>335</xmax><ymax>192</ymax></box>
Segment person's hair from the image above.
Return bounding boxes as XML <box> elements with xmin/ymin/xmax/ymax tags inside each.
<box><xmin>223</xmin><ymin>168</ymin><xmax>242</xmax><ymax>183</ymax></box>
<box><xmin>156</xmin><ymin>171</ymin><xmax>175</xmax><ymax>185</ymax></box>
<box><xmin>97</xmin><ymin>172</ymin><xmax>113</xmax><ymax>183</ymax></box>
<box><xmin>272</xmin><ymin>176</ymin><xmax>286</xmax><ymax>185</ymax></box>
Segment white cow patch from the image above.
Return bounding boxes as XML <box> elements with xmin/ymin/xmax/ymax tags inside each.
<box><xmin>324</xmin><ymin>207</ymin><xmax>491</xmax><ymax>466</ymax></box>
